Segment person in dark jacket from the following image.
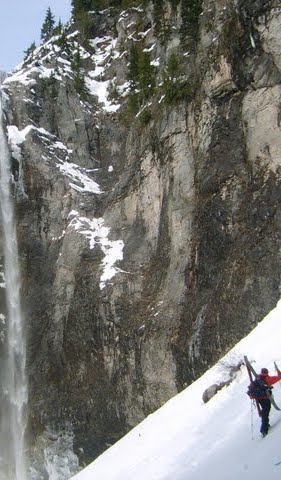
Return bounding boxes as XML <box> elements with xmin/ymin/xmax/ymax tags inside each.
<box><xmin>257</xmin><ymin>368</ymin><xmax>281</xmax><ymax>437</ymax></box>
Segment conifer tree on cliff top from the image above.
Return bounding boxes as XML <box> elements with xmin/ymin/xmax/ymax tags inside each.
<box><xmin>41</xmin><ymin>7</ymin><xmax>56</xmax><ymax>41</ymax></box>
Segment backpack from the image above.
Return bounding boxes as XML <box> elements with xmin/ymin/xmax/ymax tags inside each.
<box><xmin>247</xmin><ymin>375</ymin><xmax>272</xmax><ymax>400</ymax></box>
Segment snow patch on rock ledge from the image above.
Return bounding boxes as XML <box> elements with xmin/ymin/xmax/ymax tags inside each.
<box><xmin>68</xmin><ymin>210</ymin><xmax>124</xmax><ymax>289</ymax></box>
<box><xmin>8</xmin><ymin>124</ymin><xmax>102</xmax><ymax>194</ymax></box>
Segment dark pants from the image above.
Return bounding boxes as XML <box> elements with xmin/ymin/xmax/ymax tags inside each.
<box><xmin>258</xmin><ymin>398</ymin><xmax>271</xmax><ymax>434</ymax></box>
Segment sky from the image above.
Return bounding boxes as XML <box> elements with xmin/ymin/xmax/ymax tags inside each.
<box><xmin>0</xmin><ymin>0</ymin><xmax>71</xmax><ymax>72</ymax></box>
<box><xmin>69</xmin><ymin>299</ymin><xmax>281</xmax><ymax>480</ymax></box>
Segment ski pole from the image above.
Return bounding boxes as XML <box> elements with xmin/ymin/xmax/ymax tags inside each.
<box><xmin>274</xmin><ymin>361</ymin><xmax>281</xmax><ymax>389</ymax></box>
<box><xmin>274</xmin><ymin>361</ymin><xmax>281</xmax><ymax>374</ymax></box>
<box><xmin>251</xmin><ymin>400</ymin><xmax>254</xmax><ymax>440</ymax></box>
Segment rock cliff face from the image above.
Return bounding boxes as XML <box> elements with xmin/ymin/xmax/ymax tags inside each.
<box><xmin>1</xmin><ymin>0</ymin><xmax>281</xmax><ymax>476</ymax></box>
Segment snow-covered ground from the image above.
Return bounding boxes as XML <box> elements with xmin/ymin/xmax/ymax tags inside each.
<box><xmin>70</xmin><ymin>299</ymin><xmax>281</xmax><ymax>480</ymax></box>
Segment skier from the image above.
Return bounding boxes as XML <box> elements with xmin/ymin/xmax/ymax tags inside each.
<box><xmin>255</xmin><ymin>368</ymin><xmax>281</xmax><ymax>437</ymax></box>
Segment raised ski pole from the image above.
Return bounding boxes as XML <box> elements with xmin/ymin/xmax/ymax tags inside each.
<box><xmin>244</xmin><ymin>355</ymin><xmax>262</xmax><ymax>417</ymax></box>
<box><xmin>274</xmin><ymin>362</ymin><xmax>281</xmax><ymax>391</ymax></box>
<box><xmin>274</xmin><ymin>361</ymin><xmax>281</xmax><ymax>375</ymax></box>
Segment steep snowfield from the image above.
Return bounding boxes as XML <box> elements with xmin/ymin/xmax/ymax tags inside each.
<box><xmin>70</xmin><ymin>300</ymin><xmax>281</xmax><ymax>480</ymax></box>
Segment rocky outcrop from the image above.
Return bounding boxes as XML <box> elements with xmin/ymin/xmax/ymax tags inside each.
<box><xmin>1</xmin><ymin>0</ymin><xmax>281</xmax><ymax>476</ymax></box>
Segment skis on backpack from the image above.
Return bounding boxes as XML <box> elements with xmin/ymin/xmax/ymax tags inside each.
<box><xmin>244</xmin><ymin>355</ymin><xmax>281</xmax><ymax>411</ymax></box>
<box><xmin>244</xmin><ymin>355</ymin><xmax>262</xmax><ymax>416</ymax></box>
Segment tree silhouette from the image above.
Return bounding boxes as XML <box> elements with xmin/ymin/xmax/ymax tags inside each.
<box><xmin>41</xmin><ymin>7</ymin><xmax>56</xmax><ymax>42</ymax></box>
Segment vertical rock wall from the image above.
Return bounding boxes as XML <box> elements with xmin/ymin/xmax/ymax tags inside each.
<box><xmin>1</xmin><ymin>0</ymin><xmax>281</xmax><ymax>473</ymax></box>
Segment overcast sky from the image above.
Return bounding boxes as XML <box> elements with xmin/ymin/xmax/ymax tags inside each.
<box><xmin>0</xmin><ymin>1</ymin><xmax>71</xmax><ymax>72</ymax></box>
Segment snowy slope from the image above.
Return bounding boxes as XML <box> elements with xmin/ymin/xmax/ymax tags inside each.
<box><xmin>70</xmin><ymin>300</ymin><xmax>281</xmax><ymax>480</ymax></box>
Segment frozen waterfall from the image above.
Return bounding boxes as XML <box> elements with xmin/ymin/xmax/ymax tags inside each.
<box><xmin>0</xmin><ymin>91</ymin><xmax>27</xmax><ymax>479</ymax></box>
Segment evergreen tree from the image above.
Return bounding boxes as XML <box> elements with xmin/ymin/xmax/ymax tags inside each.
<box><xmin>71</xmin><ymin>47</ymin><xmax>89</xmax><ymax>99</ymax></box>
<box><xmin>53</xmin><ymin>17</ymin><xmax>63</xmax><ymax>35</ymax></box>
<box><xmin>138</xmin><ymin>51</ymin><xmax>156</xmax><ymax>99</ymax></box>
<box><xmin>55</xmin><ymin>31</ymin><xmax>71</xmax><ymax>56</ymax></box>
<box><xmin>71</xmin><ymin>0</ymin><xmax>97</xmax><ymax>38</ymax></box>
<box><xmin>127</xmin><ymin>44</ymin><xmax>156</xmax><ymax>101</ymax></box>
<box><xmin>181</xmin><ymin>0</ymin><xmax>202</xmax><ymax>42</ymax></box>
<box><xmin>71</xmin><ymin>0</ymin><xmax>145</xmax><ymax>40</ymax></box>
<box><xmin>128</xmin><ymin>44</ymin><xmax>140</xmax><ymax>89</ymax></box>
<box><xmin>24</xmin><ymin>41</ymin><xmax>36</xmax><ymax>61</ymax></box>
<box><xmin>41</xmin><ymin>7</ymin><xmax>56</xmax><ymax>42</ymax></box>
<box><xmin>162</xmin><ymin>52</ymin><xmax>186</xmax><ymax>104</ymax></box>
<box><xmin>153</xmin><ymin>0</ymin><xmax>164</xmax><ymax>36</ymax></box>
<box><xmin>71</xmin><ymin>0</ymin><xmax>95</xmax><ymax>18</ymax></box>
<box><xmin>71</xmin><ymin>0</ymin><xmax>139</xmax><ymax>18</ymax></box>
